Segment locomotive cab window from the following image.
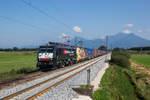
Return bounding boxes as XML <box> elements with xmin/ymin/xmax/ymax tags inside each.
<box><xmin>39</xmin><ymin>48</ymin><xmax>46</xmax><ymax>53</ymax></box>
<box><xmin>39</xmin><ymin>47</ymin><xmax>54</xmax><ymax>53</ymax></box>
<box><xmin>47</xmin><ymin>48</ymin><xmax>53</xmax><ymax>53</ymax></box>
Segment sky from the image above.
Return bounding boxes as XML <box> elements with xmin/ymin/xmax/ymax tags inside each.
<box><xmin>0</xmin><ymin>0</ymin><xmax>150</xmax><ymax>48</ymax></box>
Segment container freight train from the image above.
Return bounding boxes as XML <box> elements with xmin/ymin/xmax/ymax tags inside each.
<box><xmin>37</xmin><ymin>42</ymin><xmax>106</xmax><ymax>69</ymax></box>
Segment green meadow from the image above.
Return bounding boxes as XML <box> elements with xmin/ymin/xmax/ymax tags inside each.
<box><xmin>0</xmin><ymin>52</ymin><xmax>37</xmax><ymax>74</ymax></box>
<box><xmin>131</xmin><ymin>54</ymin><xmax>150</xmax><ymax>68</ymax></box>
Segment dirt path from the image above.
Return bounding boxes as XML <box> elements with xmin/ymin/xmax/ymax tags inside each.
<box><xmin>131</xmin><ymin>61</ymin><xmax>150</xmax><ymax>75</ymax></box>
<box><xmin>131</xmin><ymin>61</ymin><xmax>150</xmax><ymax>86</ymax></box>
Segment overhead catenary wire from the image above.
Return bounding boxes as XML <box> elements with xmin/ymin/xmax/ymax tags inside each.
<box><xmin>0</xmin><ymin>15</ymin><xmax>55</xmax><ymax>33</ymax></box>
<box><xmin>20</xmin><ymin>0</ymin><xmax>85</xmax><ymax>45</ymax></box>
<box><xmin>20</xmin><ymin>0</ymin><xmax>74</xmax><ymax>32</ymax></box>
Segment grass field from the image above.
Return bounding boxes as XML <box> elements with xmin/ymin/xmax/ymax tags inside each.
<box><xmin>93</xmin><ymin>65</ymin><xmax>137</xmax><ymax>100</ymax></box>
<box><xmin>0</xmin><ymin>52</ymin><xmax>37</xmax><ymax>74</ymax></box>
<box><xmin>131</xmin><ymin>54</ymin><xmax>150</xmax><ymax>68</ymax></box>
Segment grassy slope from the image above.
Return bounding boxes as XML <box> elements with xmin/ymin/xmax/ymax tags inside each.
<box><xmin>93</xmin><ymin>65</ymin><xmax>137</xmax><ymax>100</ymax></box>
<box><xmin>93</xmin><ymin>54</ymin><xmax>150</xmax><ymax>100</ymax></box>
<box><xmin>128</xmin><ymin>66</ymin><xmax>150</xmax><ymax>100</ymax></box>
<box><xmin>131</xmin><ymin>54</ymin><xmax>150</xmax><ymax>68</ymax></box>
<box><xmin>0</xmin><ymin>52</ymin><xmax>37</xmax><ymax>73</ymax></box>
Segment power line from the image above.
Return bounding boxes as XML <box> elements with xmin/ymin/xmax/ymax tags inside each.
<box><xmin>20</xmin><ymin>0</ymin><xmax>86</xmax><ymax>45</ymax></box>
<box><xmin>20</xmin><ymin>0</ymin><xmax>73</xmax><ymax>32</ymax></box>
<box><xmin>0</xmin><ymin>15</ymin><xmax>54</xmax><ymax>33</ymax></box>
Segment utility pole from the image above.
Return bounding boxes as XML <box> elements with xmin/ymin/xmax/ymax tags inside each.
<box><xmin>111</xmin><ymin>44</ymin><xmax>112</xmax><ymax>51</ymax></box>
<box><xmin>106</xmin><ymin>36</ymin><xmax>108</xmax><ymax>53</ymax></box>
<box><xmin>79</xmin><ymin>40</ymin><xmax>83</xmax><ymax>48</ymax></box>
<box><xmin>74</xmin><ymin>37</ymin><xmax>77</xmax><ymax>46</ymax></box>
<box><xmin>105</xmin><ymin>36</ymin><xmax>108</xmax><ymax>62</ymax></box>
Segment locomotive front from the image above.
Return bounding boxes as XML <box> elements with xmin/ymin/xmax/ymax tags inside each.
<box><xmin>37</xmin><ymin>45</ymin><xmax>55</xmax><ymax>68</ymax></box>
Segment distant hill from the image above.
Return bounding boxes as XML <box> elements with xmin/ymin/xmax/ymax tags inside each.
<box><xmin>71</xmin><ymin>33</ymin><xmax>150</xmax><ymax>49</ymax></box>
<box><xmin>70</xmin><ymin>37</ymin><xmax>105</xmax><ymax>49</ymax></box>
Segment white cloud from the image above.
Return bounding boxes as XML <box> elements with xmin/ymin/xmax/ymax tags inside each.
<box><xmin>137</xmin><ymin>30</ymin><xmax>143</xmax><ymax>33</ymax></box>
<box><xmin>123</xmin><ymin>29</ymin><xmax>131</xmax><ymax>34</ymax></box>
<box><xmin>125</xmin><ymin>24</ymin><xmax>134</xmax><ymax>27</ymax></box>
<box><xmin>73</xmin><ymin>26</ymin><xmax>82</xmax><ymax>33</ymax></box>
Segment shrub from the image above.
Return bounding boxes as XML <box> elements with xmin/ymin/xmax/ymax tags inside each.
<box><xmin>111</xmin><ymin>51</ymin><xmax>130</xmax><ymax>68</ymax></box>
<box><xmin>16</xmin><ymin>67</ymin><xmax>38</xmax><ymax>74</ymax></box>
<box><xmin>112</xmin><ymin>51</ymin><xmax>130</xmax><ymax>59</ymax></box>
<box><xmin>93</xmin><ymin>89</ymin><xmax>110</xmax><ymax>100</ymax></box>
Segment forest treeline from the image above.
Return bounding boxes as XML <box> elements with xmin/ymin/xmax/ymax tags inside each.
<box><xmin>129</xmin><ymin>46</ymin><xmax>150</xmax><ymax>51</ymax></box>
<box><xmin>0</xmin><ymin>47</ymin><xmax>38</xmax><ymax>51</ymax></box>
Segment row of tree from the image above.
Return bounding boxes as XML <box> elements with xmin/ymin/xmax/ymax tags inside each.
<box><xmin>98</xmin><ymin>46</ymin><xmax>150</xmax><ymax>51</ymax></box>
<box><xmin>0</xmin><ymin>47</ymin><xmax>38</xmax><ymax>51</ymax></box>
<box><xmin>129</xmin><ymin>46</ymin><xmax>150</xmax><ymax>51</ymax></box>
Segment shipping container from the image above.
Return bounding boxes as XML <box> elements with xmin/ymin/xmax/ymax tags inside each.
<box><xmin>76</xmin><ymin>47</ymin><xmax>86</xmax><ymax>62</ymax></box>
<box><xmin>86</xmin><ymin>48</ymin><xmax>94</xmax><ymax>59</ymax></box>
<box><xmin>94</xmin><ymin>49</ymin><xmax>97</xmax><ymax>57</ymax></box>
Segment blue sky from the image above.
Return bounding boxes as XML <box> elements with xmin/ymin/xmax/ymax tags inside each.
<box><xmin>0</xmin><ymin>0</ymin><xmax>150</xmax><ymax>48</ymax></box>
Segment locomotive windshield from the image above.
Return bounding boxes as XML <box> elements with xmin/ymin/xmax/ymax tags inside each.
<box><xmin>39</xmin><ymin>47</ymin><xmax>54</xmax><ymax>53</ymax></box>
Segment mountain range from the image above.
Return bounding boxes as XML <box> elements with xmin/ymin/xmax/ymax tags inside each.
<box><xmin>23</xmin><ymin>32</ymin><xmax>150</xmax><ymax>49</ymax></box>
<box><xmin>70</xmin><ymin>33</ymin><xmax>150</xmax><ymax>49</ymax></box>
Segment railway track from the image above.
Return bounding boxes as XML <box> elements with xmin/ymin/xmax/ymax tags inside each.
<box><xmin>0</xmin><ymin>55</ymin><xmax>106</xmax><ymax>100</ymax></box>
<box><xmin>0</xmin><ymin>57</ymin><xmax>97</xmax><ymax>90</ymax></box>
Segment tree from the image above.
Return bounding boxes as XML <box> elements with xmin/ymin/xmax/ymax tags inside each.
<box><xmin>113</xmin><ymin>48</ymin><xmax>121</xmax><ymax>51</ymax></box>
<box><xmin>98</xmin><ymin>45</ymin><xmax>107</xmax><ymax>50</ymax></box>
<box><xmin>13</xmin><ymin>47</ymin><xmax>19</xmax><ymax>51</ymax></box>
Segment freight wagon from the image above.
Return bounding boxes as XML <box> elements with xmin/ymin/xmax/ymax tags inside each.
<box><xmin>76</xmin><ymin>47</ymin><xmax>86</xmax><ymax>62</ymax></box>
<box><xmin>94</xmin><ymin>49</ymin><xmax>101</xmax><ymax>57</ymax></box>
<box><xmin>86</xmin><ymin>48</ymin><xmax>94</xmax><ymax>59</ymax></box>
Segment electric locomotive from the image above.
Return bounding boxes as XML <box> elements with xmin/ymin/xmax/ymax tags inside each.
<box><xmin>37</xmin><ymin>42</ymin><xmax>76</xmax><ymax>69</ymax></box>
